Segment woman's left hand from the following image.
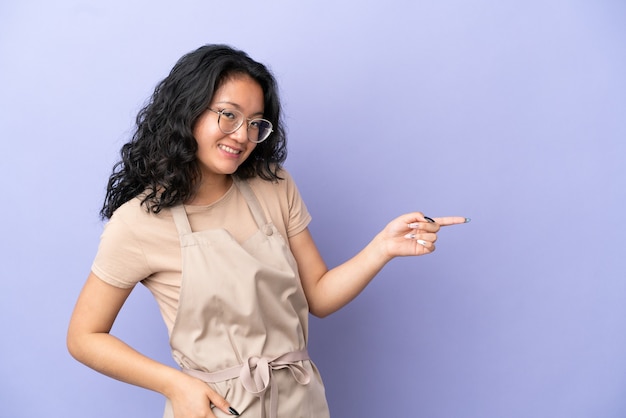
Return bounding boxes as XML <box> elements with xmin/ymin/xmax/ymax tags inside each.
<box><xmin>380</xmin><ymin>212</ymin><xmax>469</xmax><ymax>258</ymax></box>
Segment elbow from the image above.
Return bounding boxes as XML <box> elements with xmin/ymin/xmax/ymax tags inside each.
<box><xmin>66</xmin><ymin>329</ymin><xmax>81</xmax><ymax>361</ymax></box>
<box><xmin>308</xmin><ymin>305</ymin><xmax>334</xmax><ymax>319</ymax></box>
<box><xmin>66</xmin><ymin>325</ymin><xmax>90</xmax><ymax>363</ymax></box>
<box><xmin>311</xmin><ymin>311</ymin><xmax>331</xmax><ymax>319</ymax></box>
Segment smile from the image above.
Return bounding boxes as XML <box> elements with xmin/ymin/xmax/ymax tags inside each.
<box><xmin>219</xmin><ymin>144</ymin><xmax>242</xmax><ymax>155</ymax></box>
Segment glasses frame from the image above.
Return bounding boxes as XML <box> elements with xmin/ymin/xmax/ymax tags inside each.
<box><xmin>208</xmin><ymin>108</ymin><xmax>273</xmax><ymax>144</ymax></box>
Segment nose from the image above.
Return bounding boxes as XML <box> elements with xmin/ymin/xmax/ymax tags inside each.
<box><xmin>229</xmin><ymin>121</ymin><xmax>248</xmax><ymax>143</ymax></box>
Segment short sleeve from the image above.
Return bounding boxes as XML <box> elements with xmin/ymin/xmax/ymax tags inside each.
<box><xmin>282</xmin><ymin>171</ymin><xmax>312</xmax><ymax>237</ymax></box>
<box><xmin>91</xmin><ymin>204</ymin><xmax>152</xmax><ymax>289</ymax></box>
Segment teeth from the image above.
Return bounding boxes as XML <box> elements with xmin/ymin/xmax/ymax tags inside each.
<box><xmin>219</xmin><ymin>145</ymin><xmax>241</xmax><ymax>154</ymax></box>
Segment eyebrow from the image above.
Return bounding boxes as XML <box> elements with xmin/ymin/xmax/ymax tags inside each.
<box><xmin>214</xmin><ymin>101</ymin><xmax>264</xmax><ymax>117</ymax></box>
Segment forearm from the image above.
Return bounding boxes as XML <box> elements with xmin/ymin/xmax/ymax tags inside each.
<box><xmin>68</xmin><ymin>331</ymin><xmax>182</xmax><ymax>399</ymax></box>
<box><xmin>308</xmin><ymin>232</ymin><xmax>392</xmax><ymax>317</ymax></box>
<box><xmin>294</xmin><ymin>213</ymin><xmax>459</xmax><ymax>318</ymax></box>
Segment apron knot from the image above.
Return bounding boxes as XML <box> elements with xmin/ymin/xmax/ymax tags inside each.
<box><xmin>182</xmin><ymin>349</ymin><xmax>311</xmax><ymax>418</ymax></box>
<box><xmin>239</xmin><ymin>349</ymin><xmax>311</xmax><ymax>418</ymax></box>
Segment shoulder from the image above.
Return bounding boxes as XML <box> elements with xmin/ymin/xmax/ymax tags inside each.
<box><xmin>93</xmin><ymin>196</ymin><xmax>179</xmax><ymax>288</ymax></box>
<box><xmin>110</xmin><ymin>194</ymin><xmax>174</xmax><ymax>222</ymax></box>
<box><xmin>245</xmin><ymin>168</ymin><xmax>298</xmax><ymax>197</ymax></box>
<box><xmin>108</xmin><ymin>195</ymin><xmax>146</xmax><ymax>224</ymax></box>
<box><xmin>244</xmin><ymin>168</ymin><xmax>311</xmax><ymax>238</ymax></box>
<box><xmin>104</xmin><ymin>195</ymin><xmax>177</xmax><ymax>243</ymax></box>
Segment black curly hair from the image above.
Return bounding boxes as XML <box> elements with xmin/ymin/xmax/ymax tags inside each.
<box><xmin>100</xmin><ymin>44</ymin><xmax>287</xmax><ymax>219</ymax></box>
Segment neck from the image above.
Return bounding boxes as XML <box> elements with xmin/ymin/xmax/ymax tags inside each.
<box><xmin>187</xmin><ymin>175</ymin><xmax>233</xmax><ymax>206</ymax></box>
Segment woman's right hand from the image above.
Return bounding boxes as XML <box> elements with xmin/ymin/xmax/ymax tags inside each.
<box><xmin>168</xmin><ymin>373</ymin><xmax>239</xmax><ymax>418</ymax></box>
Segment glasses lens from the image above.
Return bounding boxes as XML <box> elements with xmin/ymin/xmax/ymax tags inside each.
<box><xmin>248</xmin><ymin>119</ymin><xmax>273</xmax><ymax>143</ymax></box>
<box><xmin>218</xmin><ymin>109</ymin><xmax>243</xmax><ymax>134</ymax></box>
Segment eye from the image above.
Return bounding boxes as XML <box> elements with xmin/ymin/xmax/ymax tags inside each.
<box><xmin>221</xmin><ymin>110</ymin><xmax>238</xmax><ymax>120</ymax></box>
<box><xmin>251</xmin><ymin>119</ymin><xmax>272</xmax><ymax>129</ymax></box>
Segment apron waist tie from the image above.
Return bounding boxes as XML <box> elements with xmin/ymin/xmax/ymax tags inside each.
<box><xmin>182</xmin><ymin>349</ymin><xmax>311</xmax><ymax>418</ymax></box>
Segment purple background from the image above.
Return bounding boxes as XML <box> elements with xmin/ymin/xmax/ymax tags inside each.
<box><xmin>2</xmin><ymin>1</ymin><xmax>625</xmax><ymax>417</ymax></box>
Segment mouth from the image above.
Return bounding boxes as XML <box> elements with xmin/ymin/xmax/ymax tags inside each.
<box><xmin>218</xmin><ymin>144</ymin><xmax>242</xmax><ymax>155</ymax></box>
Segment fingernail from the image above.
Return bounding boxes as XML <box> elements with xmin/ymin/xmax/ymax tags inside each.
<box><xmin>229</xmin><ymin>407</ymin><xmax>240</xmax><ymax>416</ymax></box>
<box><xmin>404</xmin><ymin>233</ymin><xmax>416</xmax><ymax>239</ymax></box>
<box><xmin>464</xmin><ymin>218</ymin><xmax>471</xmax><ymax>223</ymax></box>
<box><xmin>407</xmin><ymin>222</ymin><xmax>419</xmax><ymax>228</ymax></box>
<box><xmin>417</xmin><ymin>239</ymin><xmax>428</xmax><ymax>246</ymax></box>
<box><xmin>424</xmin><ymin>216</ymin><xmax>435</xmax><ymax>223</ymax></box>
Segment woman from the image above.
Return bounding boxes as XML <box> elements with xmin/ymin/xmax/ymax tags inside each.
<box><xmin>67</xmin><ymin>44</ymin><xmax>469</xmax><ymax>418</ymax></box>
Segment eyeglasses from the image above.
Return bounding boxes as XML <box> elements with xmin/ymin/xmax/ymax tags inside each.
<box><xmin>208</xmin><ymin>108</ymin><xmax>273</xmax><ymax>143</ymax></box>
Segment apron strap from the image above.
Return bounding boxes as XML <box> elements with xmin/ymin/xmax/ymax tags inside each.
<box><xmin>182</xmin><ymin>349</ymin><xmax>311</xmax><ymax>418</ymax></box>
<box><xmin>233</xmin><ymin>177</ymin><xmax>274</xmax><ymax>235</ymax></box>
<box><xmin>171</xmin><ymin>205</ymin><xmax>192</xmax><ymax>235</ymax></box>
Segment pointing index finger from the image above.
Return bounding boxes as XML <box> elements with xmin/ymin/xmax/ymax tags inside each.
<box><xmin>433</xmin><ymin>216</ymin><xmax>471</xmax><ymax>226</ymax></box>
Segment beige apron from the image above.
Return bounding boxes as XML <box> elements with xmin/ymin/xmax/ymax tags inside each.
<box><xmin>163</xmin><ymin>177</ymin><xmax>330</xmax><ymax>418</ymax></box>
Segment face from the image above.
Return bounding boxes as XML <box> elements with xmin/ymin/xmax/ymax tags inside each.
<box><xmin>192</xmin><ymin>74</ymin><xmax>264</xmax><ymax>183</ymax></box>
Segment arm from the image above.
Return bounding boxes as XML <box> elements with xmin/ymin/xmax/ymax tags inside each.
<box><xmin>67</xmin><ymin>273</ymin><xmax>238</xmax><ymax>418</ymax></box>
<box><xmin>290</xmin><ymin>212</ymin><xmax>468</xmax><ymax>318</ymax></box>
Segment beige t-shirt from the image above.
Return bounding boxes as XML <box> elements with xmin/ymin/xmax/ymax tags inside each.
<box><xmin>92</xmin><ymin>170</ymin><xmax>311</xmax><ymax>334</ymax></box>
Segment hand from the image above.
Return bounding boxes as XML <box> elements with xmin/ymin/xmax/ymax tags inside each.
<box><xmin>168</xmin><ymin>373</ymin><xmax>239</xmax><ymax>418</ymax></box>
<box><xmin>380</xmin><ymin>212</ymin><xmax>469</xmax><ymax>258</ymax></box>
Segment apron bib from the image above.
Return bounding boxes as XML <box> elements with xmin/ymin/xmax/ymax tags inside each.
<box><xmin>163</xmin><ymin>177</ymin><xmax>329</xmax><ymax>418</ymax></box>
